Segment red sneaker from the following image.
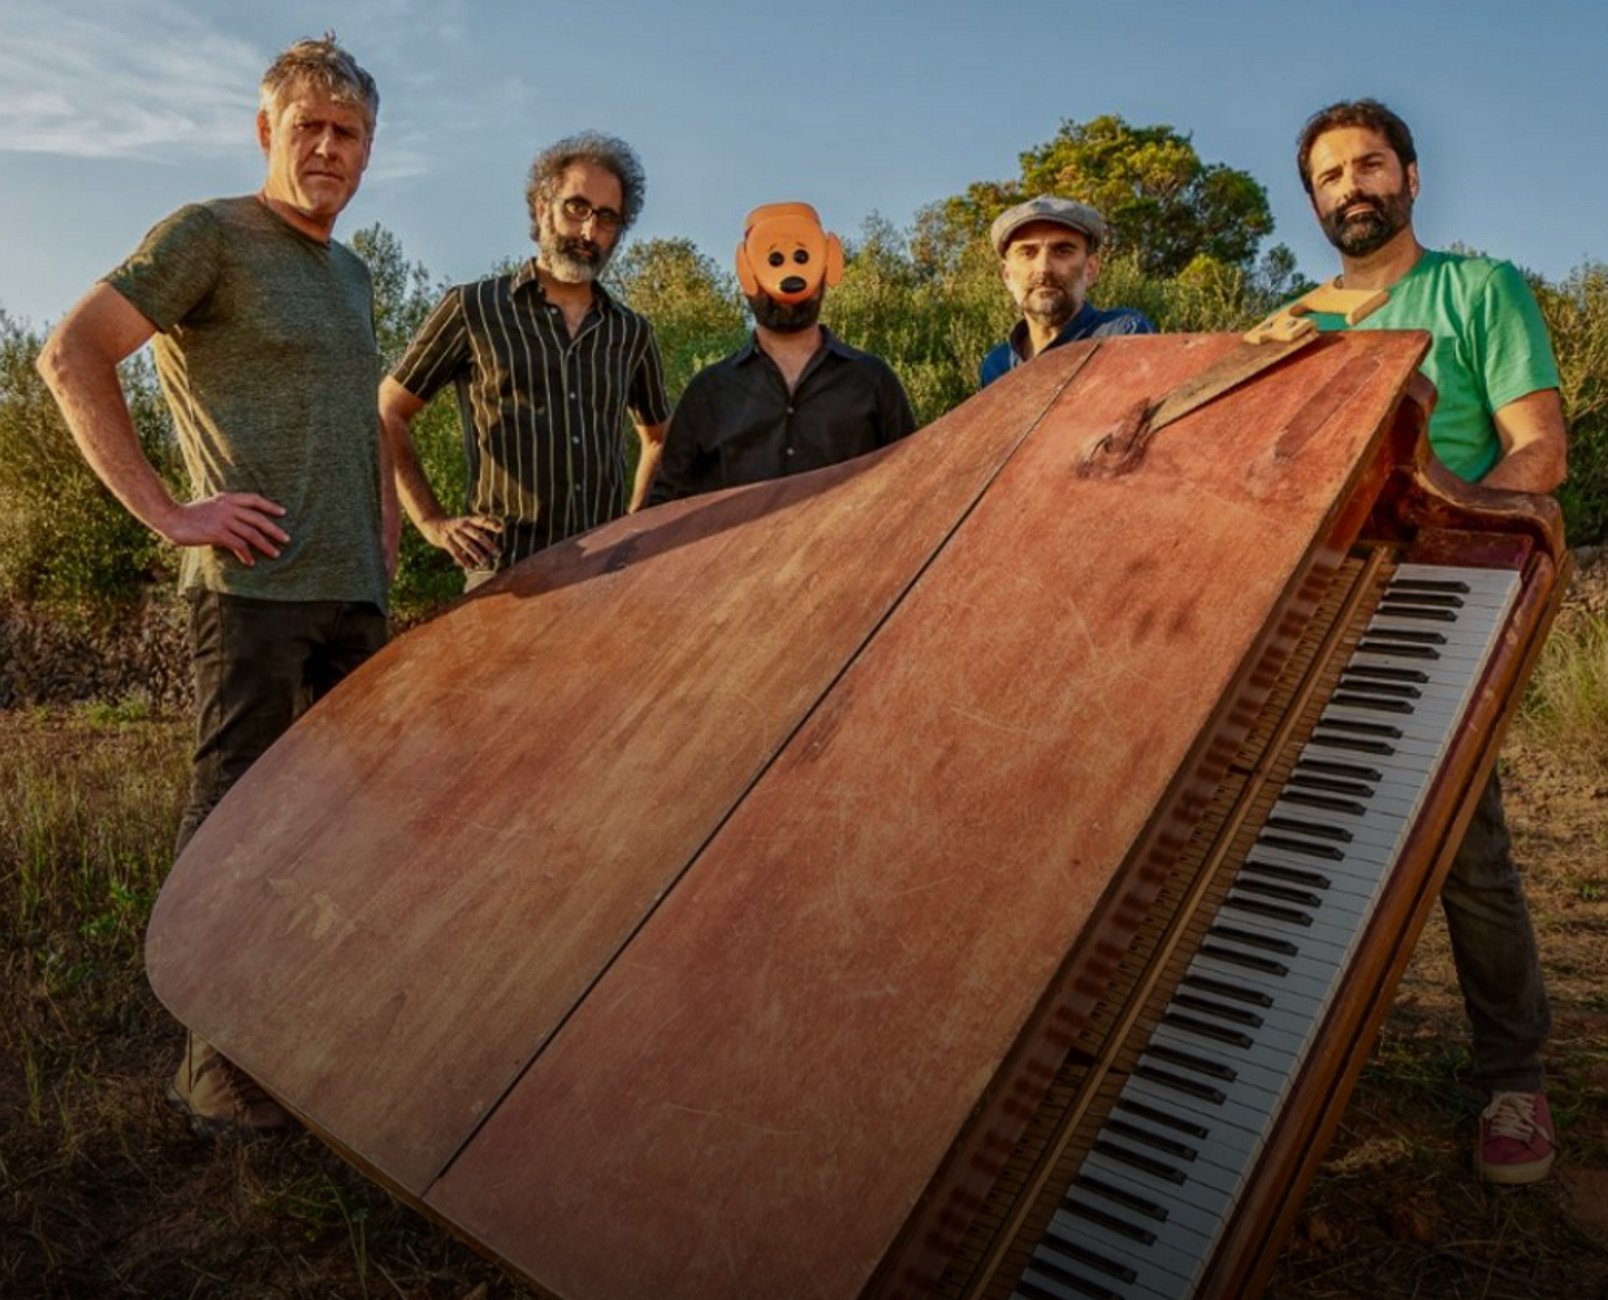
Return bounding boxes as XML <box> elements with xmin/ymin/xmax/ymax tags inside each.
<box><xmin>1476</xmin><ymin>1090</ymin><xmax>1555</xmax><ymax>1185</ymax></box>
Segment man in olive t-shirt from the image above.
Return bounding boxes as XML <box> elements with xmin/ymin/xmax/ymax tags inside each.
<box><xmin>38</xmin><ymin>37</ymin><xmax>389</xmax><ymax>1142</ymax></box>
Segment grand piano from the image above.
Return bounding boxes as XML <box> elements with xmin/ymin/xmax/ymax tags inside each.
<box><xmin>146</xmin><ymin>331</ymin><xmax>1567</xmax><ymax>1300</ymax></box>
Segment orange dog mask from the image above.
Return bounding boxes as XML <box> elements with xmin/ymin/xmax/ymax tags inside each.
<box><xmin>734</xmin><ymin>202</ymin><xmax>844</xmax><ymax>305</ymax></box>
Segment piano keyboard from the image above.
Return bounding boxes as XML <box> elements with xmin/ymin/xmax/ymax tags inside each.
<box><xmin>1012</xmin><ymin>563</ymin><xmax>1520</xmax><ymax>1300</ymax></box>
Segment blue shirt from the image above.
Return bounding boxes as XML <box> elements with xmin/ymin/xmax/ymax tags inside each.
<box><xmin>980</xmin><ymin>301</ymin><xmax>1156</xmax><ymax>387</ymax></box>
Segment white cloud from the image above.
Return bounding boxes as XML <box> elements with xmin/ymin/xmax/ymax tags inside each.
<box><xmin>0</xmin><ymin>0</ymin><xmax>262</xmax><ymax>160</ymax></box>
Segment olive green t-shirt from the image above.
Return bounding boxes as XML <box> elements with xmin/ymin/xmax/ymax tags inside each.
<box><xmin>105</xmin><ymin>197</ymin><xmax>386</xmax><ymax>608</ymax></box>
<box><xmin>1306</xmin><ymin>250</ymin><xmax>1560</xmax><ymax>483</ymax></box>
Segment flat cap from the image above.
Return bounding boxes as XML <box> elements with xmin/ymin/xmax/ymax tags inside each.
<box><xmin>989</xmin><ymin>195</ymin><xmax>1107</xmax><ymax>255</ymax></box>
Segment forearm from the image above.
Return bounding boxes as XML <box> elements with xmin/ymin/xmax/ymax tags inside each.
<box><xmin>379</xmin><ymin>405</ymin><xmax>450</xmax><ymax>528</ymax></box>
<box><xmin>38</xmin><ymin>334</ymin><xmax>183</xmax><ymax>538</ymax></box>
<box><xmin>629</xmin><ymin>437</ymin><xmax>663</xmax><ymax>513</ymax></box>
<box><xmin>1480</xmin><ymin>442</ymin><xmax>1567</xmax><ymax>494</ymax></box>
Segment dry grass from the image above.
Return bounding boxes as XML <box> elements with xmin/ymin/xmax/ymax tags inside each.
<box><xmin>2</xmin><ymin>570</ymin><xmax>1605</xmax><ymax>1299</ymax></box>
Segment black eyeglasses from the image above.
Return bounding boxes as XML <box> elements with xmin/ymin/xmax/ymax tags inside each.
<box><xmin>559</xmin><ymin>195</ymin><xmax>624</xmax><ymax>231</ymax></box>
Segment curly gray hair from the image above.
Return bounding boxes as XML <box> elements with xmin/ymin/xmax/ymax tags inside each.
<box><xmin>260</xmin><ymin>33</ymin><xmax>379</xmax><ymax>127</ymax></box>
<box><xmin>526</xmin><ymin>132</ymin><xmax>646</xmax><ymax>239</ymax></box>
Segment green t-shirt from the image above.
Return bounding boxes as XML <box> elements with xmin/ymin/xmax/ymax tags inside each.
<box><xmin>105</xmin><ymin>197</ymin><xmax>386</xmax><ymax>608</ymax></box>
<box><xmin>1305</xmin><ymin>249</ymin><xmax>1560</xmax><ymax>482</ymax></box>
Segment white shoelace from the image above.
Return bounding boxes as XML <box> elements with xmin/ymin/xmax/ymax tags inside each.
<box><xmin>1482</xmin><ymin>1091</ymin><xmax>1551</xmax><ymax>1142</ymax></box>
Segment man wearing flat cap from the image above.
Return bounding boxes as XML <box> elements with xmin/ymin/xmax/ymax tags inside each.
<box><xmin>980</xmin><ymin>195</ymin><xmax>1155</xmax><ymax>388</ymax></box>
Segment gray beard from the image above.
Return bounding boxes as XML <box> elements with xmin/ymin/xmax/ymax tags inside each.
<box><xmin>544</xmin><ymin>246</ymin><xmax>603</xmax><ymax>284</ymax></box>
<box><xmin>538</xmin><ymin>226</ymin><xmax>610</xmax><ymax>284</ymax></box>
<box><xmin>1022</xmin><ymin>286</ymin><xmax>1075</xmax><ymax>329</ymax></box>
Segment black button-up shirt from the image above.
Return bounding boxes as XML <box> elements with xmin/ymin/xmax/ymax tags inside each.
<box><xmin>647</xmin><ymin>328</ymin><xmax>916</xmax><ymax>506</ymax></box>
<box><xmin>391</xmin><ymin>262</ymin><xmax>670</xmax><ymax>566</ymax></box>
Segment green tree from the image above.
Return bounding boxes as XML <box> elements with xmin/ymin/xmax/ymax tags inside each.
<box><xmin>0</xmin><ymin>313</ymin><xmax>180</xmax><ymax>606</ymax></box>
<box><xmin>1537</xmin><ymin>262</ymin><xmax>1608</xmax><ymax>545</ymax></box>
<box><xmin>919</xmin><ymin>114</ymin><xmax>1284</xmax><ymax>278</ymax></box>
<box><xmin>607</xmin><ymin>237</ymin><xmax>748</xmax><ymax>400</ymax></box>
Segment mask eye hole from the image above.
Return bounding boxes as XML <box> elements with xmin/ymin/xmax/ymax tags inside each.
<box><xmin>793</xmin><ymin>249</ymin><xmax>810</xmax><ymax>264</ymax></box>
<box><xmin>767</xmin><ymin>251</ymin><xmax>785</xmax><ymax>267</ymax></box>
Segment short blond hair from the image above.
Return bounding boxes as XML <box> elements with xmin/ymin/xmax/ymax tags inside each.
<box><xmin>259</xmin><ymin>33</ymin><xmax>378</xmax><ymax>127</ymax></box>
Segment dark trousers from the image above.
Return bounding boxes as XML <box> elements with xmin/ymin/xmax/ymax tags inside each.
<box><xmin>1441</xmin><ymin>769</ymin><xmax>1552</xmax><ymax>1094</ymax></box>
<box><xmin>174</xmin><ymin>591</ymin><xmax>387</xmax><ymax>855</ymax></box>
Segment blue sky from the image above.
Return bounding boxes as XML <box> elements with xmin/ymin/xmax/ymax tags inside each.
<box><xmin>1</xmin><ymin>0</ymin><xmax>1602</xmax><ymax>326</ymax></box>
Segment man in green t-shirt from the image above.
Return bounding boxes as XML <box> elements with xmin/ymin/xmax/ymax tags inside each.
<box><xmin>38</xmin><ymin>36</ymin><xmax>390</xmax><ymax>1142</ymax></box>
<box><xmin>1296</xmin><ymin>98</ymin><xmax>1568</xmax><ymax>1185</ymax></box>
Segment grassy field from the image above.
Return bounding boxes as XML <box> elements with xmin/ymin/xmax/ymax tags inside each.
<box><xmin>3</xmin><ymin>567</ymin><xmax>1606</xmax><ymax>1299</ymax></box>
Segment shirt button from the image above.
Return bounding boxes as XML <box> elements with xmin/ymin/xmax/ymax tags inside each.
<box><xmin>786</xmin><ymin>405</ymin><xmax>795</xmax><ymax>414</ymax></box>
<box><xmin>786</xmin><ymin>447</ymin><xmax>796</xmax><ymax>457</ymax></box>
<box><xmin>571</xmin><ymin>436</ymin><xmax>580</xmax><ymax>444</ymax></box>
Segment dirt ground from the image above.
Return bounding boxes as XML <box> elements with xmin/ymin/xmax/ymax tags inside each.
<box><xmin>3</xmin><ymin>562</ymin><xmax>1605</xmax><ymax>1299</ymax></box>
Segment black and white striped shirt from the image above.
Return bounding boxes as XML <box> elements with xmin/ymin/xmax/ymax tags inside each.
<box><xmin>391</xmin><ymin>261</ymin><xmax>670</xmax><ymax>567</ymax></box>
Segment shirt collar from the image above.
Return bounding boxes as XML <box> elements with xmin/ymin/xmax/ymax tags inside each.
<box><xmin>735</xmin><ymin>324</ymin><xmax>848</xmax><ymax>366</ymax></box>
<box><xmin>510</xmin><ymin>258</ymin><xmax>621</xmax><ymax>313</ymax></box>
<box><xmin>1009</xmin><ymin>301</ymin><xmax>1097</xmax><ymax>362</ymax></box>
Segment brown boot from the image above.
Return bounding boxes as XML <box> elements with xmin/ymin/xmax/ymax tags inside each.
<box><xmin>166</xmin><ymin>1033</ymin><xmax>287</xmax><ymax>1141</ymax></box>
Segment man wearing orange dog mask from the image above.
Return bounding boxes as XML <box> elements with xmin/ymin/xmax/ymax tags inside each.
<box><xmin>647</xmin><ymin>203</ymin><xmax>914</xmax><ymax>504</ymax></box>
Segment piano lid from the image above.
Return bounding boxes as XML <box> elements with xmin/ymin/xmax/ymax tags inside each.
<box><xmin>146</xmin><ymin>331</ymin><xmax>1431</xmax><ymax>1300</ymax></box>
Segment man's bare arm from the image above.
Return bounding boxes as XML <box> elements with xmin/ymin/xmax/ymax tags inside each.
<box><xmin>628</xmin><ymin>419</ymin><xmax>668</xmax><ymax>513</ymax></box>
<box><xmin>1481</xmin><ymin>388</ymin><xmax>1568</xmax><ymax>494</ymax></box>
<box><xmin>37</xmin><ymin>284</ymin><xmax>289</xmax><ymax>566</ymax></box>
<box><xmin>377</xmin><ymin>376</ymin><xmax>501</xmax><ymax>569</ymax></box>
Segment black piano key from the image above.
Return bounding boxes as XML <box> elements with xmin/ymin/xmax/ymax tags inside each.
<box><xmin>1381</xmin><ymin>587</ymin><xmax>1465</xmax><ymax>605</ymax></box>
<box><xmin>1181</xmin><ymin>972</ymin><xmax>1275</xmax><ymax>1007</ymax></box>
<box><xmin>1240</xmin><ymin>859</ymin><xmax>1332</xmax><ymax>890</ymax></box>
<box><xmin>1281</xmin><ymin>788</ymin><xmax>1370</xmax><ymax>815</ymax></box>
<box><xmin>1357</xmin><ymin>639</ymin><xmax>1439</xmax><ymax>659</ymax></box>
<box><xmin>1171</xmin><ymin>991</ymin><xmax>1265</xmax><ymax>1028</ymax></box>
<box><xmin>1314</xmin><ymin>718</ymin><xmax>1404</xmax><ymax>738</ymax></box>
<box><xmin>1093</xmin><ymin>1138</ymin><xmax>1189</xmax><ymax>1185</ymax></box>
<box><xmin>1162</xmin><ymin>1010</ymin><xmax>1257</xmax><ymax>1049</ymax></box>
<box><xmin>1308</xmin><ymin>731</ymin><xmax>1397</xmax><ymax>755</ymax></box>
<box><xmin>1256</xmin><ymin>832</ymin><xmax>1346</xmax><ymax>860</ymax></box>
<box><xmin>1074</xmin><ymin>1173</ymin><xmax>1170</xmax><ymax>1222</ymax></box>
<box><xmin>1209</xmin><ymin>924</ymin><xmax>1300</xmax><ymax>956</ymax></box>
<box><xmin>1265</xmin><ymin>815</ymin><xmax>1354</xmax><ymax>842</ymax></box>
<box><xmin>1295</xmin><ymin>757</ymin><xmax>1384</xmax><ymax>780</ymax></box>
<box><xmin>1342</xmin><ymin>664</ymin><xmax>1430</xmax><ymax>684</ymax></box>
<box><xmin>1388</xmin><ymin>577</ymin><xmax>1471</xmax><ymax>593</ymax></box>
<box><xmin>1222</xmin><ymin>894</ymin><xmax>1314</xmax><ymax>927</ymax></box>
<box><xmin>1363</xmin><ymin>627</ymin><xmax>1447</xmax><ymax>645</ymax></box>
<box><xmin>1106</xmin><ymin>1117</ymin><xmax>1200</xmax><ymax>1160</ymax></box>
<box><xmin>1029</xmin><ymin>1242</ymin><xmax>1136</xmax><ymax>1289</ymax></box>
<box><xmin>1133</xmin><ymin>1062</ymin><xmax>1228</xmax><ymax>1105</ymax></box>
<box><xmin>1338</xmin><ymin>676</ymin><xmax>1422</xmax><ymax>699</ymax></box>
<box><xmin>1286</xmin><ymin>772</ymin><xmax>1376</xmax><ymax>797</ymax></box>
<box><xmin>1115</xmin><ymin>1098</ymin><xmax>1212</xmax><ymax>1138</ymax></box>
<box><xmin>1232</xmin><ymin>878</ymin><xmax>1324</xmax><ymax>908</ymax></box>
<box><xmin>1061</xmin><ymin>1196</ymin><xmax>1159</xmax><ymax>1245</ymax></box>
<box><xmin>1330</xmin><ymin>691</ymin><xmax>1414</xmax><ymax>714</ymax></box>
<box><xmin>1199</xmin><ymin>942</ymin><xmax>1289</xmax><ymax>977</ymax></box>
<box><xmin>1373</xmin><ymin>604</ymin><xmax>1458</xmax><ymax>622</ymax></box>
<box><xmin>1018</xmin><ymin>1273</ymin><xmax>1120</xmax><ymax>1300</ymax></box>
<box><xmin>1146</xmin><ymin>1043</ymin><xmax>1238</xmax><ymax>1082</ymax></box>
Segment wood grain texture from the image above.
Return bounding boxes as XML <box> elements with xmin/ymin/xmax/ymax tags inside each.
<box><xmin>147</xmin><ymin>332</ymin><xmax>1432</xmax><ymax>1298</ymax></box>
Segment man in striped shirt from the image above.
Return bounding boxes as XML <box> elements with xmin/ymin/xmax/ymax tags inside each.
<box><xmin>380</xmin><ymin>133</ymin><xmax>670</xmax><ymax>586</ymax></box>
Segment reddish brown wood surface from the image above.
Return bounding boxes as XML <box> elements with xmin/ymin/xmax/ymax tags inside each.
<box><xmin>147</xmin><ymin>332</ymin><xmax>1432</xmax><ymax>1299</ymax></box>
<box><xmin>146</xmin><ymin>342</ymin><xmax>1090</xmax><ymax>1192</ymax></box>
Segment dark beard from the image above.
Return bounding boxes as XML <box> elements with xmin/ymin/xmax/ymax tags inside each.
<box><xmin>1321</xmin><ymin>187</ymin><xmax>1413</xmax><ymax>257</ymax></box>
<box><xmin>748</xmin><ymin>289</ymin><xmax>822</xmax><ymax>333</ymax></box>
